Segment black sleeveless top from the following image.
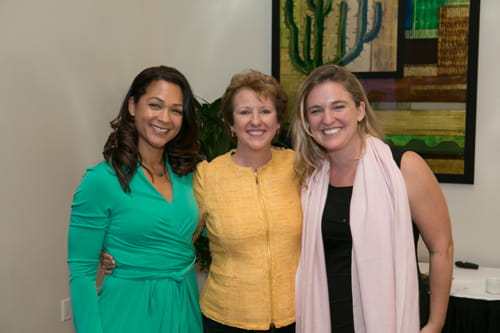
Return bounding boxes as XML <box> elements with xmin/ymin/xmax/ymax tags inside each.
<box><xmin>321</xmin><ymin>146</ymin><xmax>428</xmax><ymax>332</ymax></box>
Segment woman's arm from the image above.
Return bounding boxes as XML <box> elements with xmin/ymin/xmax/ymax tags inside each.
<box><xmin>68</xmin><ymin>169</ymin><xmax>110</xmax><ymax>333</ymax></box>
<box><xmin>401</xmin><ymin>151</ymin><xmax>454</xmax><ymax>333</ymax></box>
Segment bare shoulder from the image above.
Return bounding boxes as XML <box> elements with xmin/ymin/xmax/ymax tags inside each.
<box><xmin>400</xmin><ymin>152</ymin><xmax>452</xmax><ymax>257</ymax></box>
<box><xmin>399</xmin><ymin>150</ymin><xmax>444</xmax><ymax>206</ymax></box>
<box><xmin>400</xmin><ymin>150</ymin><xmax>428</xmax><ymax>172</ymax></box>
<box><xmin>400</xmin><ymin>150</ymin><xmax>448</xmax><ymax>221</ymax></box>
<box><xmin>400</xmin><ymin>151</ymin><xmax>436</xmax><ymax>184</ymax></box>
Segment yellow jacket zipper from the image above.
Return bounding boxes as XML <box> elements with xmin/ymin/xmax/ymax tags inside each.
<box><xmin>254</xmin><ymin>167</ymin><xmax>275</xmax><ymax>328</ymax></box>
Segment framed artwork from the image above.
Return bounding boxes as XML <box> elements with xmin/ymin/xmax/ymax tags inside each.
<box><xmin>272</xmin><ymin>0</ymin><xmax>480</xmax><ymax>184</ymax></box>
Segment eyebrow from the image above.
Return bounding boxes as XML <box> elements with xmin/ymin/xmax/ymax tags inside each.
<box><xmin>306</xmin><ymin>104</ymin><xmax>320</xmax><ymax>112</ymax></box>
<box><xmin>307</xmin><ymin>100</ymin><xmax>346</xmax><ymax>111</ymax></box>
<box><xmin>146</xmin><ymin>97</ymin><xmax>163</xmax><ymax>103</ymax></box>
<box><xmin>330</xmin><ymin>100</ymin><xmax>347</xmax><ymax>106</ymax></box>
<box><xmin>146</xmin><ymin>97</ymin><xmax>183</xmax><ymax>107</ymax></box>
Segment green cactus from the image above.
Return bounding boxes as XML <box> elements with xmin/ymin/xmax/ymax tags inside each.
<box><xmin>285</xmin><ymin>0</ymin><xmax>382</xmax><ymax>74</ymax></box>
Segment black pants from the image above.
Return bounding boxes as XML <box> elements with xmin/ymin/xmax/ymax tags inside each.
<box><xmin>202</xmin><ymin>315</ymin><xmax>296</xmax><ymax>333</ymax></box>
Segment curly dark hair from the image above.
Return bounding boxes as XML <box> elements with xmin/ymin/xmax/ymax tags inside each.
<box><xmin>103</xmin><ymin>65</ymin><xmax>200</xmax><ymax>192</ymax></box>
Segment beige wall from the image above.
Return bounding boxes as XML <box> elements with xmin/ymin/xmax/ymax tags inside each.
<box><xmin>159</xmin><ymin>1</ymin><xmax>273</xmax><ymax>102</ymax></box>
<box><xmin>0</xmin><ymin>0</ymin><xmax>160</xmax><ymax>332</ymax></box>
<box><xmin>0</xmin><ymin>0</ymin><xmax>498</xmax><ymax>332</ymax></box>
<box><xmin>441</xmin><ymin>0</ymin><xmax>500</xmax><ymax>267</ymax></box>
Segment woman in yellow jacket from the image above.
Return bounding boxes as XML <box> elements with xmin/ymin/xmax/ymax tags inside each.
<box><xmin>195</xmin><ymin>70</ymin><xmax>302</xmax><ymax>332</ymax></box>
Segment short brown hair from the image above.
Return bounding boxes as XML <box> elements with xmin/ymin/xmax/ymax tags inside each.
<box><xmin>221</xmin><ymin>70</ymin><xmax>288</xmax><ymax>126</ymax></box>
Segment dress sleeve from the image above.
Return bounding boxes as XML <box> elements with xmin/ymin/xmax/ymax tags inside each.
<box><xmin>67</xmin><ymin>167</ymin><xmax>111</xmax><ymax>333</ymax></box>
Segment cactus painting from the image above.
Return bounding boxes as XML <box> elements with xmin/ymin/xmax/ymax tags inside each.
<box><xmin>272</xmin><ymin>0</ymin><xmax>480</xmax><ymax>183</ymax></box>
<box><xmin>284</xmin><ymin>0</ymin><xmax>382</xmax><ymax>74</ymax></box>
<box><xmin>281</xmin><ymin>0</ymin><xmax>400</xmax><ymax>75</ymax></box>
<box><xmin>273</xmin><ymin>0</ymin><xmax>403</xmax><ymax>129</ymax></box>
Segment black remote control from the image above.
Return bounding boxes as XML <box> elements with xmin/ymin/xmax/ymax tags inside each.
<box><xmin>455</xmin><ymin>261</ymin><xmax>479</xmax><ymax>269</ymax></box>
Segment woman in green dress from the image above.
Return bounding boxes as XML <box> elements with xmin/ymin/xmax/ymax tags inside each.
<box><xmin>67</xmin><ymin>65</ymin><xmax>203</xmax><ymax>333</ymax></box>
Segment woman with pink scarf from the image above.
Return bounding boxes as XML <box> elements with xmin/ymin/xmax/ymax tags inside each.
<box><xmin>291</xmin><ymin>65</ymin><xmax>453</xmax><ymax>333</ymax></box>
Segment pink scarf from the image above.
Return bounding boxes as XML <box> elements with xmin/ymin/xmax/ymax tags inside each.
<box><xmin>295</xmin><ymin>136</ymin><xmax>419</xmax><ymax>333</ymax></box>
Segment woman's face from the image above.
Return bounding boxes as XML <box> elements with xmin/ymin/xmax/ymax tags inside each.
<box><xmin>305</xmin><ymin>81</ymin><xmax>365</xmax><ymax>154</ymax></box>
<box><xmin>128</xmin><ymin>80</ymin><xmax>183</xmax><ymax>154</ymax></box>
<box><xmin>230</xmin><ymin>88</ymin><xmax>280</xmax><ymax>154</ymax></box>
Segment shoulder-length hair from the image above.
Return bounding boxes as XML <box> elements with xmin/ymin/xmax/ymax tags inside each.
<box><xmin>103</xmin><ymin>65</ymin><xmax>200</xmax><ymax>192</ymax></box>
<box><xmin>291</xmin><ymin>64</ymin><xmax>384</xmax><ymax>188</ymax></box>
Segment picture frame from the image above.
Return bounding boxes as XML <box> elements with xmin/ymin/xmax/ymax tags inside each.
<box><xmin>272</xmin><ymin>0</ymin><xmax>480</xmax><ymax>184</ymax></box>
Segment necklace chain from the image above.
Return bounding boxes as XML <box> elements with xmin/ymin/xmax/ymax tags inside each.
<box><xmin>142</xmin><ymin>162</ymin><xmax>166</xmax><ymax>178</ymax></box>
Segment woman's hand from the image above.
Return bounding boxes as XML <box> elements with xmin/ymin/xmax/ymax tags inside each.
<box><xmin>100</xmin><ymin>249</ymin><xmax>116</xmax><ymax>275</ymax></box>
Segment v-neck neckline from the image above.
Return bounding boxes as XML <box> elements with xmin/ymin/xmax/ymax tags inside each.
<box><xmin>139</xmin><ymin>162</ymin><xmax>174</xmax><ymax>204</ymax></box>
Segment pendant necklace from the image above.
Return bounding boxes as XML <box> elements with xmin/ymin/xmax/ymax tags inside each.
<box><xmin>142</xmin><ymin>162</ymin><xmax>166</xmax><ymax>179</ymax></box>
<box><xmin>156</xmin><ymin>165</ymin><xmax>166</xmax><ymax>178</ymax></box>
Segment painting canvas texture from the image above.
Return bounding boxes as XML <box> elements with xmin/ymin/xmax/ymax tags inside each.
<box><xmin>275</xmin><ymin>0</ymin><xmax>478</xmax><ymax>183</ymax></box>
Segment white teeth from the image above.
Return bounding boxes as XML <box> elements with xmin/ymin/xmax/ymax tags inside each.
<box><xmin>323</xmin><ymin>128</ymin><xmax>341</xmax><ymax>135</ymax></box>
<box><xmin>248</xmin><ymin>130</ymin><xmax>264</xmax><ymax>135</ymax></box>
<box><xmin>152</xmin><ymin>125</ymin><xmax>168</xmax><ymax>133</ymax></box>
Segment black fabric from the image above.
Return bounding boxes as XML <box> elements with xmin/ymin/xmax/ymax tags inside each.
<box><xmin>388</xmin><ymin>144</ymin><xmax>405</xmax><ymax>168</ymax></box>
<box><xmin>322</xmin><ymin>185</ymin><xmax>354</xmax><ymax>333</ymax></box>
<box><xmin>202</xmin><ymin>315</ymin><xmax>296</xmax><ymax>333</ymax></box>
<box><xmin>442</xmin><ymin>297</ymin><xmax>500</xmax><ymax>333</ymax></box>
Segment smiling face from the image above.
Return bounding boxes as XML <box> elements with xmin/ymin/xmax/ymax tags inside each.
<box><xmin>128</xmin><ymin>80</ymin><xmax>183</xmax><ymax>155</ymax></box>
<box><xmin>230</xmin><ymin>88</ymin><xmax>280</xmax><ymax>154</ymax></box>
<box><xmin>306</xmin><ymin>81</ymin><xmax>366</xmax><ymax>155</ymax></box>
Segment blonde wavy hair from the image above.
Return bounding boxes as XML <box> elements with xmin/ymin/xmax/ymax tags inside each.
<box><xmin>291</xmin><ymin>64</ymin><xmax>384</xmax><ymax>188</ymax></box>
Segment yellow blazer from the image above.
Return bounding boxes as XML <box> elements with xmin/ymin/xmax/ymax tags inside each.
<box><xmin>194</xmin><ymin>149</ymin><xmax>302</xmax><ymax>330</ymax></box>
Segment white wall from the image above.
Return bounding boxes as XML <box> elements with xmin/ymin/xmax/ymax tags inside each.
<box><xmin>159</xmin><ymin>0</ymin><xmax>273</xmax><ymax>102</ymax></box>
<box><xmin>441</xmin><ymin>0</ymin><xmax>500</xmax><ymax>267</ymax></box>
<box><xmin>0</xmin><ymin>1</ymin><xmax>498</xmax><ymax>332</ymax></box>
<box><xmin>0</xmin><ymin>0</ymin><xmax>161</xmax><ymax>332</ymax></box>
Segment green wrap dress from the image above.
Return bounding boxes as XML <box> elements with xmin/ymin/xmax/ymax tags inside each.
<box><xmin>68</xmin><ymin>161</ymin><xmax>202</xmax><ymax>333</ymax></box>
